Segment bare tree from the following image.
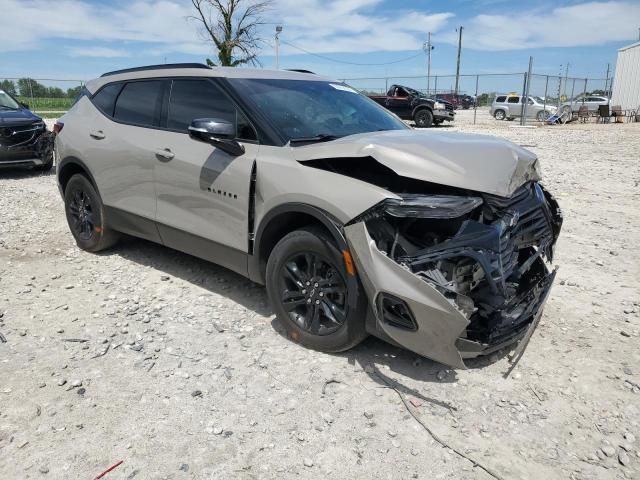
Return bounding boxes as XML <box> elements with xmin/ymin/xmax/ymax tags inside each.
<box><xmin>190</xmin><ymin>0</ymin><xmax>271</xmax><ymax>67</ymax></box>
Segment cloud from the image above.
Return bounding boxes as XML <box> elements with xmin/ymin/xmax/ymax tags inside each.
<box><xmin>0</xmin><ymin>0</ymin><xmax>638</xmax><ymax>61</ymax></box>
<box><xmin>454</xmin><ymin>1</ymin><xmax>640</xmax><ymax>51</ymax></box>
<box><xmin>66</xmin><ymin>47</ymin><xmax>131</xmax><ymax>58</ymax></box>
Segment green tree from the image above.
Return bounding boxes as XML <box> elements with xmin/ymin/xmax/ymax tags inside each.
<box><xmin>0</xmin><ymin>79</ymin><xmax>17</xmax><ymax>95</ymax></box>
<box><xmin>190</xmin><ymin>0</ymin><xmax>270</xmax><ymax>67</ymax></box>
<box><xmin>17</xmin><ymin>78</ymin><xmax>47</xmax><ymax>97</ymax></box>
<box><xmin>66</xmin><ymin>86</ymin><xmax>82</xmax><ymax>98</ymax></box>
<box><xmin>46</xmin><ymin>87</ymin><xmax>65</xmax><ymax>98</ymax></box>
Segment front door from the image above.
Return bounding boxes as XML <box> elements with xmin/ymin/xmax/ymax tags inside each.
<box><xmin>153</xmin><ymin>78</ymin><xmax>258</xmax><ymax>275</ymax></box>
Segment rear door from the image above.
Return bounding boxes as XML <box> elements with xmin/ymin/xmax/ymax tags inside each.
<box><xmin>507</xmin><ymin>96</ymin><xmax>522</xmax><ymax>117</ymax></box>
<box><xmin>85</xmin><ymin>80</ymin><xmax>165</xmax><ymax>241</ymax></box>
<box><xmin>153</xmin><ymin>78</ymin><xmax>258</xmax><ymax>274</ymax></box>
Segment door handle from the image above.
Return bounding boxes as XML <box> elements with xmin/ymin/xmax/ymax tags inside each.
<box><xmin>155</xmin><ymin>148</ymin><xmax>175</xmax><ymax>160</ymax></box>
<box><xmin>89</xmin><ymin>130</ymin><xmax>105</xmax><ymax>140</ymax></box>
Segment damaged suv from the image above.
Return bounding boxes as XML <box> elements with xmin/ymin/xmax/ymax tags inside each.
<box><xmin>0</xmin><ymin>89</ymin><xmax>54</xmax><ymax>170</ymax></box>
<box><xmin>55</xmin><ymin>64</ymin><xmax>562</xmax><ymax>368</ymax></box>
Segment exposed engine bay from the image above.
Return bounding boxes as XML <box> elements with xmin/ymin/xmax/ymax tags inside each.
<box><xmin>353</xmin><ymin>179</ymin><xmax>562</xmax><ymax>348</ymax></box>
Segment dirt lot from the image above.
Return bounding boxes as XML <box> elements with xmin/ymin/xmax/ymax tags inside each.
<box><xmin>1</xmin><ymin>112</ymin><xmax>639</xmax><ymax>479</ymax></box>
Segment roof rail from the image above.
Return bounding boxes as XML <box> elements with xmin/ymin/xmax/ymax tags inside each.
<box><xmin>285</xmin><ymin>69</ymin><xmax>315</xmax><ymax>74</ymax></box>
<box><xmin>101</xmin><ymin>63</ymin><xmax>211</xmax><ymax>77</ymax></box>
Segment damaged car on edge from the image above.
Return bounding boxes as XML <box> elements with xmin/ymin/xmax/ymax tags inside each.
<box><xmin>0</xmin><ymin>88</ymin><xmax>54</xmax><ymax>171</ymax></box>
<box><xmin>55</xmin><ymin>65</ymin><xmax>562</xmax><ymax>368</ymax></box>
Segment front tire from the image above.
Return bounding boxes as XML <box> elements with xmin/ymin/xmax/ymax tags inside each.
<box><xmin>64</xmin><ymin>174</ymin><xmax>119</xmax><ymax>252</ymax></box>
<box><xmin>536</xmin><ymin>110</ymin><xmax>549</xmax><ymax>122</ymax></box>
<box><xmin>413</xmin><ymin>109</ymin><xmax>433</xmax><ymax>128</ymax></box>
<box><xmin>266</xmin><ymin>227</ymin><xmax>367</xmax><ymax>353</ymax></box>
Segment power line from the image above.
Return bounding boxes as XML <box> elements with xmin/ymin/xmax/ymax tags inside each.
<box><xmin>280</xmin><ymin>41</ymin><xmax>425</xmax><ymax>66</ymax></box>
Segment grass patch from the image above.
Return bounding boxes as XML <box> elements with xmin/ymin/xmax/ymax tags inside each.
<box><xmin>18</xmin><ymin>96</ymin><xmax>74</xmax><ymax>111</ymax></box>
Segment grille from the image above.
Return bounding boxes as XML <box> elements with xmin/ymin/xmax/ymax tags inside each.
<box><xmin>0</xmin><ymin>124</ymin><xmax>41</xmax><ymax>147</ymax></box>
<box><xmin>484</xmin><ymin>183</ymin><xmax>554</xmax><ymax>280</ymax></box>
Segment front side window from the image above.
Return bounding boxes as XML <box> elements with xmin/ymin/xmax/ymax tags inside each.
<box><xmin>229</xmin><ymin>78</ymin><xmax>408</xmax><ymax>142</ymax></box>
<box><xmin>92</xmin><ymin>83</ymin><xmax>122</xmax><ymax>117</ymax></box>
<box><xmin>114</xmin><ymin>80</ymin><xmax>163</xmax><ymax>127</ymax></box>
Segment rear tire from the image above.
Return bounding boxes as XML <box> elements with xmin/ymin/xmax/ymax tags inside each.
<box><xmin>413</xmin><ymin>109</ymin><xmax>433</xmax><ymax>128</ymax></box>
<box><xmin>494</xmin><ymin>109</ymin><xmax>506</xmax><ymax>120</ymax></box>
<box><xmin>64</xmin><ymin>174</ymin><xmax>119</xmax><ymax>252</ymax></box>
<box><xmin>266</xmin><ymin>227</ymin><xmax>368</xmax><ymax>353</ymax></box>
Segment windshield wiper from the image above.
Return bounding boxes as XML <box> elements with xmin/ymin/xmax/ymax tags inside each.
<box><xmin>0</xmin><ymin>105</ymin><xmax>20</xmax><ymax>111</ymax></box>
<box><xmin>289</xmin><ymin>133</ymin><xmax>340</xmax><ymax>145</ymax></box>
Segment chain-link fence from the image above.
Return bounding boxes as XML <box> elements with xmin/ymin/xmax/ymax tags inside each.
<box><xmin>0</xmin><ymin>77</ymin><xmax>84</xmax><ymax>118</ymax></box>
<box><xmin>342</xmin><ymin>71</ymin><xmax>613</xmax><ymax>125</ymax></box>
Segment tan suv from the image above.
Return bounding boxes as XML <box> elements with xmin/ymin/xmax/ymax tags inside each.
<box><xmin>55</xmin><ymin>64</ymin><xmax>562</xmax><ymax>368</ymax></box>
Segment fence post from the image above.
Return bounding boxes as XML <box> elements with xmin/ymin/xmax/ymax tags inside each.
<box><xmin>28</xmin><ymin>78</ymin><xmax>34</xmax><ymax>107</ymax></box>
<box><xmin>473</xmin><ymin>74</ymin><xmax>479</xmax><ymax>125</ymax></box>
<box><xmin>434</xmin><ymin>75</ymin><xmax>438</xmax><ymax>96</ymax></box>
<box><xmin>520</xmin><ymin>72</ymin><xmax>528</xmax><ymax>126</ymax></box>
<box><xmin>521</xmin><ymin>56</ymin><xmax>534</xmax><ymax>126</ymax></box>
<box><xmin>582</xmin><ymin>78</ymin><xmax>588</xmax><ymax>107</ymax></box>
<box><xmin>542</xmin><ymin>75</ymin><xmax>549</xmax><ymax>122</ymax></box>
<box><xmin>569</xmin><ymin>78</ymin><xmax>576</xmax><ymax>115</ymax></box>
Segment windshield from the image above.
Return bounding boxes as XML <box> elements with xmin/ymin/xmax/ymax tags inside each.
<box><xmin>0</xmin><ymin>90</ymin><xmax>21</xmax><ymax>110</ymax></box>
<box><xmin>228</xmin><ymin>78</ymin><xmax>408</xmax><ymax>142</ymax></box>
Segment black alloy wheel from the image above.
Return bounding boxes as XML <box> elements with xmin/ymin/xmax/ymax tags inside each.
<box><xmin>68</xmin><ymin>189</ymin><xmax>95</xmax><ymax>241</ymax></box>
<box><xmin>279</xmin><ymin>251</ymin><xmax>348</xmax><ymax>336</ymax></box>
<box><xmin>265</xmin><ymin>227</ymin><xmax>368</xmax><ymax>352</ymax></box>
<box><xmin>64</xmin><ymin>174</ymin><xmax>119</xmax><ymax>252</ymax></box>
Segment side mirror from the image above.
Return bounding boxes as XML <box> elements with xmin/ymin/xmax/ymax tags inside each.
<box><xmin>188</xmin><ymin>118</ymin><xmax>245</xmax><ymax>156</ymax></box>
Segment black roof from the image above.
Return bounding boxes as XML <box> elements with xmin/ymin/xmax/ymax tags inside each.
<box><xmin>101</xmin><ymin>63</ymin><xmax>210</xmax><ymax>77</ymax></box>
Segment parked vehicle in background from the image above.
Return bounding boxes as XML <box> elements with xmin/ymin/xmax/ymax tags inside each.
<box><xmin>561</xmin><ymin>95</ymin><xmax>609</xmax><ymax>114</ymax></box>
<box><xmin>490</xmin><ymin>95</ymin><xmax>557</xmax><ymax>121</ymax></box>
<box><xmin>55</xmin><ymin>64</ymin><xmax>562</xmax><ymax>369</ymax></box>
<box><xmin>435</xmin><ymin>93</ymin><xmax>475</xmax><ymax>109</ymax></box>
<box><xmin>0</xmin><ymin>88</ymin><xmax>54</xmax><ymax>170</ymax></box>
<box><xmin>368</xmin><ymin>85</ymin><xmax>455</xmax><ymax>127</ymax></box>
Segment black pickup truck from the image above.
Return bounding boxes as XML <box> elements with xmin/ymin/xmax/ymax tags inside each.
<box><xmin>368</xmin><ymin>84</ymin><xmax>455</xmax><ymax>128</ymax></box>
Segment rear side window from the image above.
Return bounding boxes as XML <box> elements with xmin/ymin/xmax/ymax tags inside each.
<box><xmin>168</xmin><ymin>79</ymin><xmax>235</xmax><ymax>131</ymax></box>
<box><xmin>92</xmin><ymin>83</ymin><xmax>122</xmax><ymax>117</ymax></box>
<box><xmin>507</xmin><ymin>96</ymin><xmax>520</xmax><ymax>104</ymax></box>
<box><xmin>495</xmin><ymin>96</ymin><xmax>507</xmax><ymax>103</ymax></box>
<box><xmin>114</xmin><ymin>81</ymin><xmax>163</xmax><ymax>127</ymax></box>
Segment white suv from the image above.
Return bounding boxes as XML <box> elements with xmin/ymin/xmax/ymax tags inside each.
<box><xmin>490</xmin><ymin>95</ymin><xmax>557</xmax><ymax>121</ymax></box>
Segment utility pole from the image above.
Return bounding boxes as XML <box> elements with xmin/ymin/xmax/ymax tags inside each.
<box><xmin>424</xmin><ymin>33</ymin><xmax>434</xmax><ymax>95</ymax></box>
<box><xmin>275</xmin><ymin>26</ymin><xmax>283</xmax><ymax>69</ymax></box>
<box><xmin>454</xmin><ymin>26</ymin><xmax>463</xmax><ymax>97</ymax></box>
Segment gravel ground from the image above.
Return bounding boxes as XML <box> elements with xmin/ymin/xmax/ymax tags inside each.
<box><xmin>1</xmin><ymin>112</ymin><xmax>639</xmax><ymax>479</ymax></box>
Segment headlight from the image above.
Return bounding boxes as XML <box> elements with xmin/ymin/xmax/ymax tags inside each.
<box><xmin>433</xmin><ymin>102</ymin><xmax>446</xmax><ymax>110</ymax></box>
<box><xmin>382</xmin><ymin>194</ymin><xmax>483</xmax><ymax>219</ymax></box>
<box><xmin>32</xmin><ymin>121</ymin><xmax>45</xmax><ymax>129</ymax></box>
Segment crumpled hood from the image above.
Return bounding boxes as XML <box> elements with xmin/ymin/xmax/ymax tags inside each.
<box><xmin>293</xmin><ymin>129</ymin><xmax>540</xmax><ymax>197</ymax></box>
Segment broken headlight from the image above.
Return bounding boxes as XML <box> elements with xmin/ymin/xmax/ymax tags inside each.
<box><xmin>382</xmin><ymin>194</ymin><xmax>483</xmax><ymax>219</ymax></box>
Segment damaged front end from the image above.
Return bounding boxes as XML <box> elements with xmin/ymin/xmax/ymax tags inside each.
<box><xmin>345</xmin><ymin>181</ymin><xmax>562</xmax><ymax>368</ymax></box>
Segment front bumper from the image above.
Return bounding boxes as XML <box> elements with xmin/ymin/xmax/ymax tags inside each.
<box><xmin>345</xmin><ymin>222</ymin><xmax>556</xmax><ymax>368</ymax></box>
<box><xmin>433</xmin><ymin>108</ymin><xmax>455</xmax><ymax>122</ymax></box>
<box><xmin>0</xmin><ymin>127</ymin><xmax>53</xmax><ymax>168</ymax></box>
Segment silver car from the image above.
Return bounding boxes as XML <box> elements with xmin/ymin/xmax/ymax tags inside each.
<box><xmin>54</xmin><ymin>64</ymin><xmax>562</xmax><ymax>368</ymax></box>
<box><xmin>561</xmin><ymin>95</ymin><xmax>609</xmax><ymax>114</ymax></box>
<box><xmin>490</xmin><ymin>95</ymin><xmax>557</xmax><ymax>121</ymax></box>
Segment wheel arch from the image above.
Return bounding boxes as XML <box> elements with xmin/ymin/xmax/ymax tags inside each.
<box><xmin>411</xmin><ymin>104</ymin><xmax>433</xmax><ymax>119</ymax></box>
<box><xmin>57</xmin><ymin>156</ymin><xmax>98</xmax><ymax>194</ymax></box>
<box><xmin>249</xmin><ymin>203</ymin><xmax>349</xmax><ymax>284</ymax></box>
